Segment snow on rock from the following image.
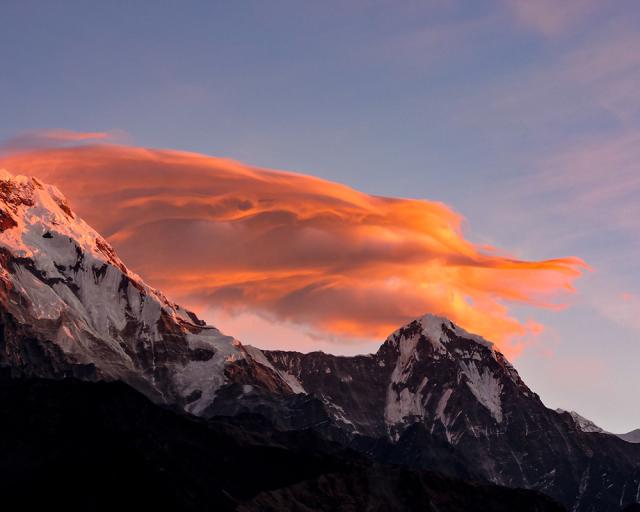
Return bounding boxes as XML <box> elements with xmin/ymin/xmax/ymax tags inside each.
<box><xmin>419</xmin><ymin>313</ymin><xmax>495</xmax><ymax>353</ymax></box>
<box><xmin>389</xmin><ymin>330</ymin><xmax>421</xmax><ymax>385</ymax></box>
<box><xmin>0</xmin><ymin>170</ymin><xmax>295</xmax><ymax>415</ymax></box>
<box><xmin>435</xmin><ymin>387</ymin><xmax>453</xmax><ymax>424</ymax></box>
<box><xmin>556</xmin><ymin>409</ymin><xmax>607</xmax><ymax>434</ymax></box>
<box><xmin>384</xmin><ymin>376</ymin><xmax>428</xmax><ymax>426</ymax></box>
<box><xmin>177</xmin><ymin>331</ymin><xmax>246</xmax><ymax>415</ymax></box>
<box><xmin>418</xmin><ymin>314</ymin><xmax>448</xmax><ymax>353</ymax></box>
<box><xmin>382</xmin><ymin>313</ymin><xmax>509</xmax><ymax>430</ymax></box>
<box><xmin>459</xmin><ymin>361</ymin><xmax>503</xmax><ymax>423</ymax></box>
<box><xmin>244</xmin><ymin>344</ymin><xmax>306</xmax><ymax>394</ymax></box>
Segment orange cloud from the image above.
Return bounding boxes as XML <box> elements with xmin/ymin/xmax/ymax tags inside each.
<box><xmin>0</xmin><ymin>144</ymin><xmax>588</xmax><ymax>356</ymax></box>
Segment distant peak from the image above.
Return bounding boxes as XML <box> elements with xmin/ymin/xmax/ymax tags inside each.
<box><xmin>556</xmin><ymin>409</ymin><xmax>607</xmax><ymax>434</ymax></box>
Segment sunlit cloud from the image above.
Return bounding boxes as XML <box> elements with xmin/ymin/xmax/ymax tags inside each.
<box><xmin>0</xmin><ymin>143</ymin><xmax>587</xmax><ymax>355</ymax></box>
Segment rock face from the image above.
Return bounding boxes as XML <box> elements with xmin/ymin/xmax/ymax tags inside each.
<box><xmin>0</xmin><ymin>170</ymin><xmax>295</xmax><ymax>415</ymax></box>
<box><xmin>264</xmin><ymin>316</ymin><xmax>640</xmax><ymax>512</ymax></box>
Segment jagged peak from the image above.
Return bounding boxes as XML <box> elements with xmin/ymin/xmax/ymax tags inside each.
<box><xmin>0</xmin><ymin>171</ymin><xmax>211</xmax><ymax>333</ymax></box>
<box><xmin>384</xmin><ymin>313</ymin><xmax>496</xmax><ymax>359</ymax></box>
<box><xmin>420</xmin><ymin>313</ymin><xmax>495</xmax><ymax>349</ymax></box>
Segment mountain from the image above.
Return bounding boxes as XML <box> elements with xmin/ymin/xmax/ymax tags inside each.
<box><xmin>619</xmin><ymin>430</ymin><xmax>640</xmax><ymax>444</ymax></box>
<box><xmin>1</xmin><ymin>169</ymin><xmax>639</xmax><ymax>511</ymax></box>
<box><xmin>0</xmin><ymin>372</ymin><xmax>565</xmax><ymax>511</ymax></box>
<box><xmin>555</xmin><ymin>409</ymin><xmax>608</xmax><ymax>433</ymax></box>
<box><xmin>0</xmin><ymin>169</ymin><xmax>296</xmax><ymax>414</ymax></box>
<box><xmin>556</xmin><ymin>409</ymin><xmax>640</xmax><ymax>444</ymax></box>
<box><xmin>264</xmin><ymin>315</ymin><xmax>640</xmax><ymax>512</ymax></box>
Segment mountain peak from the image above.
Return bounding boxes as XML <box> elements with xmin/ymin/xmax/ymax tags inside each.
<box><xmin>0</xmin><ymin>170</ymin><xmax>127</xmax><ymax>278</ymax></box>
<box><xmin>0</xmin><ymin>172</ymin><xmax>296</xmax><ymax>415</ymax></box>
<box><xmin>418</xmin><ymin>313</ymin><xmax>495</xmax><ymax>350</ymax></box>
<box><xmin>383</xmin><ymin>313</ymin><xmax>496</xmax><ymax>362</ymax></box>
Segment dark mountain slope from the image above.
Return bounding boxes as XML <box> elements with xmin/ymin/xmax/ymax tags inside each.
<box><xmin>0</xmin><ymin>374</ymin><xmax>565</xmax><ymax>512</ymax></box>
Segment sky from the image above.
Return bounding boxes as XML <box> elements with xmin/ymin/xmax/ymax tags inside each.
<box><xmin>1</xmin><ymin>0</ymin><xmax>639</xmax><ymax>432</ymax></box>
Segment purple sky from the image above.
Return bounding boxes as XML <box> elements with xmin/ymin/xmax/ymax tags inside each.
<box><xmin>2</xmin><ymin>0</ymin><xmax>640</xmax><ymax>432</ymax></box>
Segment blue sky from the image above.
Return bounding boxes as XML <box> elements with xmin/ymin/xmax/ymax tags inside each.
<box><xmin>2</xmin><ymin>0</ymin><xmax>640</xmax><ymax>432</ymax></box>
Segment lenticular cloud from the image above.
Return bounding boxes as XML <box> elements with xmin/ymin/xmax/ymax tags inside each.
<box><xmin>0</xmin><ymin>143</ymin><xmax>587</xmax><ymax>355</ymax></box>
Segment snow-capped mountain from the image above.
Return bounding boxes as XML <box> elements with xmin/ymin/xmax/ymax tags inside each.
<box><xmin>0</xmin><ymin>170</ymin><xmax>296</xmax><ymax>414</ymax></box>
<box><xmin>1</xmin><ymin>170</ymin><xmax>640</xmax><ymax>511</ymax></box>
<box><xmin>263</xmin><ymin>314</ymin><xmax>531</xmax><ymax>440</ymax></box>
<box><xmin>264</xmin><ymin>315</ymin><xmax>640</xmax><ymax>512</ymax></box>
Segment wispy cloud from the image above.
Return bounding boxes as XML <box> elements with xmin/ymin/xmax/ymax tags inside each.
<box><xmin>0</xmin><ymin>143</ymin><xmax>587</xmax><ymax>355</ymax></box>
<box><xmin>505</xmin><ymin>0</ymin><xmax>603</xmax><ymax>37</ymax></box>
<box><xmin>484</xmin><ymin>28</ymin><xmax>640</xmax><ymax>131</ymax></box>
<box><xmin>0</xmin><ymin>129</ymin><xmax>125</xmax><ymax>152</ymax></box>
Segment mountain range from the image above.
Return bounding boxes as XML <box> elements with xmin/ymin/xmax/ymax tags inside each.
<box><xmin>0</xmin><ymin>169</ymin><xmax>639</xmax><ymax>511</ymax></box>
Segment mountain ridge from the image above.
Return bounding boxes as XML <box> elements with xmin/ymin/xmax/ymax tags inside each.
<box><xmin>0</xmin><ymin>372</ymin><xmax>567</xmax><ymax>512</ymax></box>
<box><xmin>555</xmin><ymin>409</ymin><xmax>640</xmax><ymax>443</ymax></box>
<box><xmin>1</xmin><ymin>169</ymin><xmax>639</xmax><ymax>511</ymax></box>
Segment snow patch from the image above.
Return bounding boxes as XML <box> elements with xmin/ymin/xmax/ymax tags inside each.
<box><xmin>244</xmin><ymin>345</ymin><xmax>306</xmax><ymax>394</ymax></box>
<box><xmin>384</xmin><ymin>376</ymin><xmax>429</xmax><ymax>426</ymax></box>
<box><xmin>418</xmin><ymin>314</ymin><xmax>448</xmax><ymax>353</ymax></box>
<box><xmin>177</xmin><ymin>331</ymin><xmax>245</xmax><ymax>415</ymax></box>
<box><xmin>459</xmin><ymin>361</ymin><xmax>503</xmax><ymax>423</ymax></box>
<box><xmin>435</xmin><ymin>388</ymin><xmax>453</xmax><ymax>424</ymax></box>
<box><xmin>389</xmin><ymin>331</ymin><xmax>420</xmax><ymax>385</ymax></box>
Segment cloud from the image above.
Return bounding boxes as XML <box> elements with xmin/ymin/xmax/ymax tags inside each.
<box><xmin>0</xmin><ymin>129</ymin><xmax>123</xmax><ymax>152</ymax></box>
<box><xmin>482</xmin><ymin>19</ymin><xmax>640</xmax><ymax>129</ymax></box>
<box><xmin>506</xmin><ymin>129</ymin><xmax>640</xmax><ymax>257</ymax></box>
<box><xmin>606</xmin><ymin>292</ymin><xmax>640</xmax><ymax>332</ymax></box>
<box><xmin>0</xmin><ymin>143</ymin><xmax>587</xmax><ymax>355</ymax></box>
<box><xmin>505</xmin><ymin>0</ymin><xmax>602</xmax><ymax>37</ymax></box>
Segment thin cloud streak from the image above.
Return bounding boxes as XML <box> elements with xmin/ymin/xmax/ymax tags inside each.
<box><xmin>0</xmin><ymin>143</ymin><xmax>587</xmax><ymax>356</ymax></box>
<box><xmin>505</xmin><ymin>0</ymin><xmax>603</xmax><ymax>37</ymax></box>
<box><xmin>1</xmin><ymin>129</ymin><xmax>122</xmax><ymax>152</ymax></box>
